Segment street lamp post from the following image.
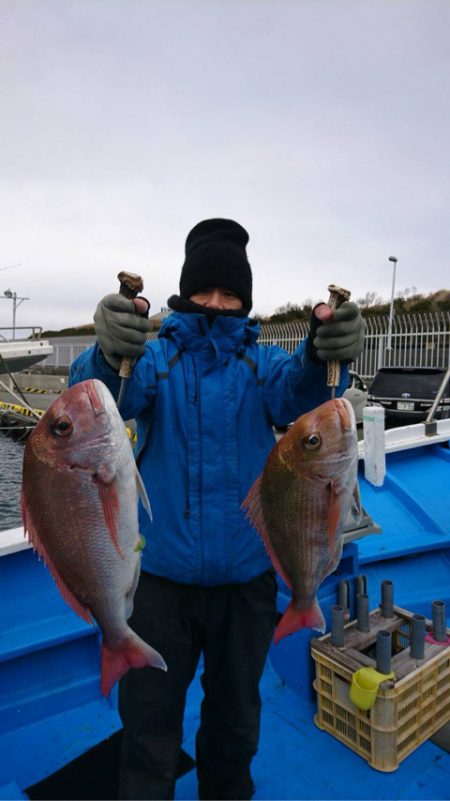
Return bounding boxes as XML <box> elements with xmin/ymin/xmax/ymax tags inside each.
<box><xmin>386</xmin><ymin>256</ymin><xmax>398</xmax><ymax>353</ymax></box>
<box><xmin>1</xmin><ymin>289</ymin><xmax>29</xmax><ymax>339</ymax></box>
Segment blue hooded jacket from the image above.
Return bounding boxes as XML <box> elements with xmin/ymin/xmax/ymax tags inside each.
<box><xmin>69</xmin><ymin>311</ymin><xmax>348</xmax><ymax>586</ymax></box>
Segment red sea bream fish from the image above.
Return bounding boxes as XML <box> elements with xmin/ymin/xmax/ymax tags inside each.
<box><xmin>21</xmin><ymin>378</ymin><xmax>167</xmax><ymax>695</ymax></box>
<box><xmin>243</xmin><ymin>397</ymin><xmax>360</xmax><ymax>642</ymax></box>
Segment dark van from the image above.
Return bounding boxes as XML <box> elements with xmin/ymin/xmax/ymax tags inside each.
<box><xmin>368</xmin><ymin>366</ymin><xmax>450</xmax><ymax>424</ymax></box>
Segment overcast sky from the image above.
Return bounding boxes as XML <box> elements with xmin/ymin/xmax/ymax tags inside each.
<box><xmin>0</xmin><ymin>0</ymin><xmax>449</xmax><ymax>333</ymax></box>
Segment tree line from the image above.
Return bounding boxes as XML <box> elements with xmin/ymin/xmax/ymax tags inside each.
<box><xmin>253</xmin><ymin>289</ymin><xmax>450</xmax><ymax>324</ymax></box>
<box><xmin>40</xmin><ymin>288</ymin><xmax>450</xmax><ymax>337</ymax></box>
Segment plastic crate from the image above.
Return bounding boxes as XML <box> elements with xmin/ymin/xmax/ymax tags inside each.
<box><xmin>311</xmin><ymin>605</ymin><xmax>450</xmax><ymax>772</ymax></box>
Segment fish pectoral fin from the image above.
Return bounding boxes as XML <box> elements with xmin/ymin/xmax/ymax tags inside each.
<box><xmin>327</xmin><ymin>482</ymin><xmax>341</xmax><ymax>552</ymax></box>
<box><xmin>21</xmin><ymin>490</ymin><xmax>93</xmax><ymax>626</ymax></box>
<box><xmin>135</xmin><ymin>468</ymin><xmax>152</xmax><ymax>521</ymax></box>
<box><xmin>96</xmin><ymin>478</ymin><xmax>124</xmax><ymax>557</ymax></box>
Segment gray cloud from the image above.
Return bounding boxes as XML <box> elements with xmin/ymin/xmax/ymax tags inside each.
<box><xmin>0</xmin><ymin>0</ymin><xmax>449</xmax><ymax>331</ymax></box>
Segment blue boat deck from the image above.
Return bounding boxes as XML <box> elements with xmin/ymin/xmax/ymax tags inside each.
<box><xmin>358</xmin><ymin>444</ymin><xmax>450</xmax><ymax>563</ymax></box>
<box><xmin>175</xmin><ymin>658</ymin><xmax>450</xmax><ymax>800</ymax></box>
<box><xmin>1</xmin><ymin>434</ymin><xmax>450</xmax><ymax>798</ymax></box>
<box><xmin>357</xmin><ymin>443</ymin><xmax>450</xmax><ymax>627</ymax></box>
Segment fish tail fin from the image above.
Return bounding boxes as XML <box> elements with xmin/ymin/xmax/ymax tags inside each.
<box><xmin>274</xmin><ymin>597</ymin><xmax>326</xmax><ymax>643</ymax></box>
<box><xmin>101</xmin><ymin>631</ymin><xmax>167</xmax><ymax>697</ymax></box>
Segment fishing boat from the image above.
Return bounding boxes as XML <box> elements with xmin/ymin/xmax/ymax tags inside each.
<box><xmin>1</xmin><ymin>399</ymin><xmax>450</xmax><ymax>799</ymax></box>
<box><xmin>0</xmin><ymin>339</ymin><xmax>53</xmax><ymax>375</ymax></box>
<box><xmin>0</xmin><ymin>337</ymin><xmax>53</xmax><ymax>439</ymax></box>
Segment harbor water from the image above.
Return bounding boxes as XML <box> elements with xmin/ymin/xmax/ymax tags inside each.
<box><xmin>0</xmin><ymin>434</ymin><xmax>25</xmax><ymax>531</ymax></box>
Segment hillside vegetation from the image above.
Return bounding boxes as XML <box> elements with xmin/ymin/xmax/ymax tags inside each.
<box><xmin>40</xmin><ymin>323</ymin><xmax>96</xmax><ymax>337</ymax></box>
<box><xmin>255</xmin><ymin>289</ymin><xmax>450</xmax><ymax>324</ymax></box>
<box><xmin>40</xmin><ymin>289</ymin><xmax>450</xmax><ymax>336</ymax></box>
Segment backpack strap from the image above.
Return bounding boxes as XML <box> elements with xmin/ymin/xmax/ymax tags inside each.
<box><xmin>134</xmin><ymin>344</ymin><xmax>180</xmax><ymax>466</ymax></box>
<box><xmin>237</xmin><ymin>350</ymin><xmax>266</xmax><ymax>386</ymax></box>
<box><xmin>155</xmin><ymin>348</ymin><xmax>181</xmax><ymax>380</ymax></box>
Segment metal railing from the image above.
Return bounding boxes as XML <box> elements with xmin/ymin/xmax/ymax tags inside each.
<box><xmin>39</xmin><ymin>313</ymin><xmax>450</xmax><ymax>383</ymax></box>
<box><xmin>0</xmin><ymin>326</ymin><xmax>43</xmax><ymax>341</ymax></box>
<box><xmin>43</xmin><ymin>342</ymin><xmax>96</xmax><ymax>368</ymax></box>
<box><xmin>258</xmin><ymin>312</ymin><xmax>450</xmax><ymax>382</ymax></box>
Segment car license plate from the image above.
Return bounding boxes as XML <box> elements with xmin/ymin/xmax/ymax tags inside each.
<box><xmin>397</xmin><ymin>401</ymin><xmax>415</xmax><ymax>411</ymax></box>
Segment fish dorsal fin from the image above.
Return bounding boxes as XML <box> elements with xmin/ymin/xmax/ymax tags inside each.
<box><xmin>21</xmin><ymin>490</ymin><xmax>93</xmax><ymax>625</ymax></box>
<box><xmin>135</xmin><ymin>467</ymin><xmax>152</xmax><ymax>522</ymax></box>
<box><xmin>242</xmin><ymin>475</ymin><xmax>266</xmax><ymax>533</ymax></box>
<box><xmin>242</xmin><ymin>475</ymin><xmax>293</xmax><ymax>591</ymax></box>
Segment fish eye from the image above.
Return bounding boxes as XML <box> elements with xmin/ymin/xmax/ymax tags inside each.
<box><xmin>51</xmin><ymin>416</ymin><xmax>73</xmax><ymax>437</ymax></box>
<box><xmin>302</xmin><ymin>432</ymin><xmax>322</xmax><ymax>451</ymax></box>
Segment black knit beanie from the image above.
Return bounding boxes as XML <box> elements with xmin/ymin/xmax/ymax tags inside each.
<box><xmin>179</xmin><ymin>218</ymin><xmax>253</xmax><ymax>312</ymax></box>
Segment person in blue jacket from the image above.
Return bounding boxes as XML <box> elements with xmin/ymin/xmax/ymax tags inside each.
<box><xmin>69</xmin><ymin>218</ymin><xmax>365</xmax><ymax>800</ymax></box>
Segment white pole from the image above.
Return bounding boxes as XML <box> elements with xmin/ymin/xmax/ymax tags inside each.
<box><xmin>363</xmin><ymin>405</ymin><xmax>386</xmax><ymax>486</ymax></box>
<box><xmin>7</xmin><ymin>291</ymin><xmax>28</xmax><ymax>339</ymax></box>
<box><xmin>386</xmin><ymin>256</ymin><xmax>398</xmax><ymax>353</ymax></box>
<box><xmin>12</xmin><ymin>293</ymin><xmax>17</xmax><ymax>340</ymax></box>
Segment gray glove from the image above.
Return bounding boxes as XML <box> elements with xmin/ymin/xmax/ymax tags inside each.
<box><xmin>94</xmin><ymin>293</ymin><xmax>152</xmax><ymax>371</ymax></box>
<box><xmin>308</xmin><ymin>301</ymin><xmax>365</xmax><ymax>363</ymax></box>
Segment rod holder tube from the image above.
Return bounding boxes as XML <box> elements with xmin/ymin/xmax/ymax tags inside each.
<box><xmin>338</xmin><ymin>580</ymin><xmax>349</xmax><ymax>616</ymax></box>
<box><xmin>355</xmin><ymin>575</ymin><xmax>367</xmax><ymax>596</ymax></box>
<box><xmin>432</xmin><ymin>600</ymin><xmax>447</xmax><ymax>642</ymax></box>
<box><xmin>381</xmin><ymin>580</ymin><xmax>394</xmax><ymax>618</ymax></box>
<box><xmin>376</xmin><ymin>630</ymin><xmax>392</xmax><ymax>675</ymax></box>
<box><xmin>356</xmin><ymin>593</ymin><xmax>370</xmax><ymax>632</ymax></box>
<box><xmin>410</xmin><ymin>614</ymin><xmax>426</xmax><ymax>660</ymax></box>
<box><xmin>331</xmin><ymin>605</ymin><xmax>345</xmax><ymax>648</ymax></box>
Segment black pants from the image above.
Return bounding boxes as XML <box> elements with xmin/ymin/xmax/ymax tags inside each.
<box><xmin>118</xmin><ymin>570</ymin><xmax>278</xmax><ymax>800</ymax></box>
